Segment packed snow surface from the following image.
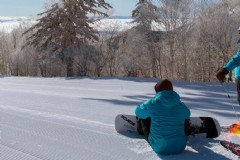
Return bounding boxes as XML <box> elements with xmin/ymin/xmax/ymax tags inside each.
<box><xmin>1</xmin><ymin>76</ymin><xmax>240</xmax><ymax>160</ymax></box>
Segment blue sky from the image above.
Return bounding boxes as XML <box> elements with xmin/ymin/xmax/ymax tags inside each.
<box><xmin>0</xmin><ymin>0</ymin><xmax>137</xmax><ymax>16</ymax></box>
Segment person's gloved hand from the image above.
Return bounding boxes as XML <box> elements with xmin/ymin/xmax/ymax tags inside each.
<box><xmin>216</xmin><ymin>68</ymin><xmax>229</xmax><ymax>83</ymax></box>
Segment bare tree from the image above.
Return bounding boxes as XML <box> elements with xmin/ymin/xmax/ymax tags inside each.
<box><xmin>96</xmin><ymin>20</ymin><xmax>124</xmax><ymax>77</ymax></box>
<box><xmin>192</xmin><ymin>0</ymin><xmax>239</xmax><ymax>81</ymax></box>
<box><xmin>93</xmin><ymin>21</ymin><xmax>122</xmax><ymax>77</ymax></box>
<box><xmin>0</xmin><ymin>32</ymin><xmax>12</xmax><ymax>75</ymax></box>
<box><xmin>156</xmin><ymin>0</ymin><xmax>195</xmax><ymax>79</ymax></box>
<box><xmin>131</xmin><ymin>0</ymin><xmax>162</xmax><ymax>78</ymax></box>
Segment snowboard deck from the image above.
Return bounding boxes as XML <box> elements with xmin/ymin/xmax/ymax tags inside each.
<box><xmin>220</xmin><ymin>140</ymin><xmax>240</xmax><ymax>156</ymax></box>
<box><xmin>115</xmin><ymin>114</ymin><xmax>221</xmax><ymax>138</ymax></box>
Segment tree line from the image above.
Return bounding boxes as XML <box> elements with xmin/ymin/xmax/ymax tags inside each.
<box><xmin>0</xmin><ymin>0</ymin><xmax>239</xmax><ymax>82</ymax></box>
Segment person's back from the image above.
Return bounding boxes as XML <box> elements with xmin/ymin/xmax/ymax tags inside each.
<box><xmin>135</xmin><ymin>79</ymin><xmax>190</xmax><ymax>155</ymax></box>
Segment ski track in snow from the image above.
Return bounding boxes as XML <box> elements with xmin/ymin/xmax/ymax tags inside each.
<box><xmin>0</xmin><ymin>77</ymin><xmax>240</xmax><ymax>159</ymax></box>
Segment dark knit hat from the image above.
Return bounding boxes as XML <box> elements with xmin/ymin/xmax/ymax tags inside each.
<box><xmin>154</xmin><ymin>79</ymin><xmax>173</xmax><ymax>93</ymax></box>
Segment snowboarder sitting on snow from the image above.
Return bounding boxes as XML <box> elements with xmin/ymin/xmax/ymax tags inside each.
<box><xmin>135</xmin><ymin>79</ymin><xmax>190</xmax><ymax>155</ymax></box>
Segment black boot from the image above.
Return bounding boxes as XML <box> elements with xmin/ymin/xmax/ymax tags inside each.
<box><xmin>137</xmin><ymin>117</ymin><xmax>151</xmax><ymax>138</ymax></box>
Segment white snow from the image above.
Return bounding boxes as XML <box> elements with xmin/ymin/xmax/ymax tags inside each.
<box><xmin>0</xmin><ymin>16</ymin><xmax>135</xmax><ymax>33</ymax></box>
<box><xmin>92</xmin><ymin>19</ymin><xmax>134</xmax><ymax>32</ymax></box>
<box><xmin>0</xmin><ymin>16</ymin><xmax>167</xmax><ymax>33</ymax></box>
<box><xmin>0</xmin><ymin>16</ymin><xmax>36</xmax><ymax>33</ymax></box>
<box><xmin>0</xmin><ymin>76</ymin><xmax>240</xmax><ymax>160</ymax></box>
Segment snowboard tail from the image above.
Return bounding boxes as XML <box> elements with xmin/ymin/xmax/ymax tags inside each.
<box><xmin>115</xmin><ymin>114</ymin><xmax>221</xmax><ymax>138</ymax></box>
<box><xmin>185</xmin><ymin>117</ymin><xmax>220</xmax><ymax>138</ymax></box>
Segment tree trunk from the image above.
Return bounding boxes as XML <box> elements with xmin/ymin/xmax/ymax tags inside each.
<box><xmin>67</xmin><ymin>57</ymin><xmax>74</xmax><ymax>77</ymax></box>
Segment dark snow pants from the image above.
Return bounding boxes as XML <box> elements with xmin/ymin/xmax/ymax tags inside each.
<box><xmin>137</xmin><ymin>117</ymin><xmax>151</xmax><ymax>140</ymax></box>
<box><xmin>236</xmin><ymin>80</ymin><xmax>240</xmax><ymax>105</ymax></box>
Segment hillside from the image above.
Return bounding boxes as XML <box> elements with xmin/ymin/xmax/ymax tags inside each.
<box><xmin>0</xmin><ymin>16</ymin><xmax>134</xmax><ymax>33</ymax></box>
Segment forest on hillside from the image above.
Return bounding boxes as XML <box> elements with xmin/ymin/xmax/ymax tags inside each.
<box><xmin>0</xmin><ymin>0</ymin><xmax>239</xmax><ymax>82</ymax></box>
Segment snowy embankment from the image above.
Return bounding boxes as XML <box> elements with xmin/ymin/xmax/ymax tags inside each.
<box><xmin>0</xmin><ymin>16</ymin><xmax>134</xmax><ymax>33</ymax></box>
<box><xmin>0</xmin><ymin>16</ymin><xmax>36</xmax><ymax>33</ymax></box>
<box><xmin>0</xmin><ymin>76</ymin><xmax>240</xmax><ymax>160</ymax></box>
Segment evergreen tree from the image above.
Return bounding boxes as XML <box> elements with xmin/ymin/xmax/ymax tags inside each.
<box><xmin>132</xmin><ymin>0</ymin><xmax>158</xmax><ymax>30</ymax></box>
<box><xmin>24</xmin><ymin>0</ymin><xmax>111</xmax><ymax>77</ymax></box>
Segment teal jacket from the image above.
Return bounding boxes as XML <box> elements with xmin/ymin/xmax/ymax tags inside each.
<box><xmin>135</xmin><ymin>90</ymin><xmax>190</xmax><ymax>155</ymax></box>
<box><xmin>225</xmin><ymin>50</ymin><xmax>240</xmax><ymax>80</ymax></box>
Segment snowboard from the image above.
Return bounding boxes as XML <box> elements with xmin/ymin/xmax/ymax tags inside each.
<box><xmin>115</xmin><ymin>114</ymin><xmax>221</xmax><ymax>138</ymax></box>
<box><xmin>220</xmin><ymin>140</ymin><xmax>240</xmax><ymax>156</ymax></box>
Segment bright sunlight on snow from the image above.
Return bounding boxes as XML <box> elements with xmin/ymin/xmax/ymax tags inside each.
<box><xmin>0</xmin><ymin>76</ymin><xmax>240</xmax><ymax>160</ymax></box>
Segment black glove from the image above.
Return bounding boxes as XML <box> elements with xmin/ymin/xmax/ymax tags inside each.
<box><xmin>216</xmin><ymin>68</ymin><xmax>229</xmax><ymax>83</ymax></box>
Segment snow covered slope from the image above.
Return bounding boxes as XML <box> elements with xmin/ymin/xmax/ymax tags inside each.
<box><xmin>0</xmin><ymin>16</ymin><xmax>134</xmax><ymax>33</ymax></box>
<box><xmin>0</xmin><ymin>16</ymin><xmax>36</xmax><ymax>32</ymax></box>
<box><xmin>0</xmin><ymin>16</ymin><xmax>168</xmax><ymax>34</ymax></box>
<box><xmin>0</xmin><ymin>76</ymin><xmax>240</xmax><ymax>160</ymax></box>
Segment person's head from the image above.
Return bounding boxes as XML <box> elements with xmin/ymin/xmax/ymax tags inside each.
<box><xmin>154</xmin><ymin>79</ymin><xmax>173</xmax><ymax>93</ymax></box>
